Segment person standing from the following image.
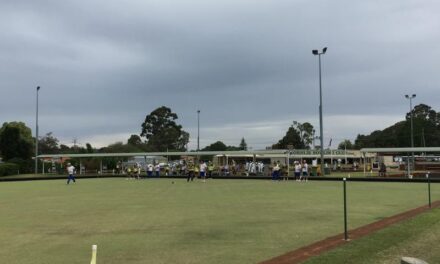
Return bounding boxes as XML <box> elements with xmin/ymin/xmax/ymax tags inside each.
<box><xmin>135</xmin><ymin>163</ymin><xmax>141</xmax><ymax>179</ymax></box>
<box><xmin>181</xmin><ymin>161</ymin><xmax>187</xmax><ymax>176</ymax></box>
<box><xmin>187</xmin><ymin>162</ymin><xmax>195</xmax><ymax>182</ymax></box>
<box><xmin>194</xmin><ymin>163</ymin><xmax>199</xmax><ymax>179</ymax></box>
<box><xmin>294</xmin><ymin>161</ymin><xmax>301</xmax><ymax>181</ymax></box>
<box><xmin>200</xmin><ymin>161</ymin><xmax>208</xmax><ymax>182</ymax></box>
<box><xmin>301</xmin><ymin>160</ymin><xmax>309</xmax><ymax>182</ymax></box>
<box><xmin>272</xmin><ymin>162</ymin><xmax>280</xmax><ymax>181</ymax></box>
<box><xmin>155</xmin><ymin>163</ymin><xmax>161</xmax><ymax>177</ymax></box>
<box><xmin>66</xmin><ymin>162</ymin><xmax>76</xmax><ymax>184</ymax></box>
<box><xmin>147</xmin><ymin>163</ymin><xmax>154</xmax><ymax>177</ymax></box>
<box><xmin>207</xmin><ymin>161</ymin><xmax>214</xmax><ymax>178</ymax></box>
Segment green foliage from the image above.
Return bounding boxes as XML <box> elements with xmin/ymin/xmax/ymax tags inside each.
<box><xmin>38</xmin><ymin>132</ymin><xmax>59</xmax><ymax>154</ymax></box>
<box><xmin>127</xmin><ymin>134</ymin><xmax>142</xmax><ymax>146</ymax></box>
<box><xmin>0</xmin><ymin>162</ymin><xmax>19</xmax><ymax>176</ymax></box>
<box><xmin>202</xmin><ymin>141</ymin><xmax>227</xmax><ymax>151</ymax></box>
<box><xmin>100</xmin><ymin>141</ymin><xmax>145</xmax><ymax>153</ymax></box>
<box><xmin>0</xmin><ymin>122</ymin><xmax>34</xmax><ymax>160</ymax></box>
<box><xmin>85</xmin><ymin>143</ymin><xmax>94</xmax><ymax>153</ymax></box>
<box><xmin>140</xmin><ymin>106</ymin><xmax>189</xmax><ymax>151</ymax></box>
<box><xmin>337</xmin><ymin>139</ymin><xmax>354</xmax><ymax>150</ymax></box>
<box><xmin>201</xmin><ymin>141</ymin><xmax>243</xmax><ymax>151</ymax></box>
<box><xmin>239</xmin><ymin>137</ymin><xmax>247</xmax><ymax>150</ymax></box>
<box><xmin>7</xmin><ymin>158</ymin><xmax>34</xmax><ymax>174</ymax></box>
<box><xmin>273</xmin><ymin>121</ymin><xmax>314</xmax><ymax>149</ymax></box>
<box><xmin>354</xmin><ymin>104</ymin><xmax>440</xmax><ymax>148</ymax></box>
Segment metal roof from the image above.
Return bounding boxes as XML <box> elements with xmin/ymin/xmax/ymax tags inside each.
<box><xmin>37</xmin><ymin>149</ymin><xmax>361</xmax><ymax>159</ymax></box>
<box><xmin>37</xmin><ymin>150</ymin><xmax>288</xmax><ymax>159</ymax></box>
<box><xmin>360</xmin><ymin>147</ymin><xmax>440</xmax><ymax>153</ymax></box>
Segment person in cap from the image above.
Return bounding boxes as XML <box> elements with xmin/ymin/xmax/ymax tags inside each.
<box><xmin>66</xmin><ymin>162</ymin><xmax>76</xmax><ymax>184</ymax></box>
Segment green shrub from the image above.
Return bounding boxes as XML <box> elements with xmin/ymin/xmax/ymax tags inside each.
<box><xmin>7</xmin><ymin>158</ymin><xmax>34</xmax><ymax>174</ymax></box>
<box><xmin>0</xmin><ymin>162</ymin><xmax>20</xmax><ymax>176</ymax></box>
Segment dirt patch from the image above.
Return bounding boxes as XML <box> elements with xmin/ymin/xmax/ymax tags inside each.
<box><xmin>260</xmin><ymin>200</ymin><xmax>440</xmax><ymax>264</ymax></box>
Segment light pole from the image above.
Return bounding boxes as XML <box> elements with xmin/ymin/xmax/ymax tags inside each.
<box><xmin>405</xmin><ymin>94</ymin><xmax>416</xmax><ymax>177</ymax></box>
<box><xmin>35</xmin><ymin>86</ymin><xmax>40</xmax><ymax>174</ymax></box>
<box><xmin>197</xmin><ymin>110</ymin><xmax>200</xmax><ymax>151</ymax></box>
<box><xmin>313</xmin><ymin>47</ymin><xmax>327</xmax><ymax>175</ymax></box>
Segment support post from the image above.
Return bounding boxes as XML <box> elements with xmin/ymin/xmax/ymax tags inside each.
<box><xmin>427</xmin><ymin>172</ymin><xmax>431</xmax><ymax>208</ymax></box>
<box><xmin>343</xmin><ymin>177</ymin><xmax>348</xmax><ymax>241</ymax></box>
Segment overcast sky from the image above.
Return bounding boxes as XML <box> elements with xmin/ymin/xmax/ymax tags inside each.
<box><xmin>1</xmin><ymin>0</ymin><xmax>440</xmax><ymax>150</ymax></box>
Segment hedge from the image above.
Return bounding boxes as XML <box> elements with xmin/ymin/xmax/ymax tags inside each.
<box><xmin>0</xmin><ymin>162</ymin><xmax>20</xmax><ymax>176</ymax></box>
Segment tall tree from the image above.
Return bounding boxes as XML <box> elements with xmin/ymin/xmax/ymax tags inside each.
<box><xmin>127</xmin><ymin>134</ymin><xmax>142</xmax><ymax>146</ymax></box>
<box><xmin>239</xmin><ymin>137</ymin><xmax>247</xmax><ymax>150</ymax></box>
<box><xmin>293</xmin><ymin>121</ymin><xmax>314</xmax><ymax>148</ymax></box>
<box><xmin>354</xmin><ymin>104</ymin><xmax>440</xmax><ymax>148</ymax></box>
<box><xmin>338</xmin><ymin>139</ymin><xmax>354</xmax><ymax>150</ymax></box>
<box><xmin>141</xmin><ymin>106</ymin><xmax>189</xmax><ymax>151</ymax></box>
<box><xmin>273</xmin><ymin>121</ymin><xmax>314</xmax><ymax>149</ymax></box>
<box><xmin>0</xmin><ymin>122</ymin><xmax>34</xmax><ymax>160</ymax></box>
<box><xmin>202</xmin><ymin>141</ymin><xmax>227</xmax><ymax>151</ymax></box>
<box><xmin>38</xmin><ymin>132</ymin><xmax>60</xmax><ymax>154</ymax></box>
<box><xmin>86</xmin><ymin>143</ymin><xmax>94</xmax><ymax>153</ymax></box>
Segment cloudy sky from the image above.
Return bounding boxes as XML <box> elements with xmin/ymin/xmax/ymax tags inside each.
<box><xmin>1</xmin><ymin>0</ymin><xmax>440</xmax><ymax>150</ymax></box>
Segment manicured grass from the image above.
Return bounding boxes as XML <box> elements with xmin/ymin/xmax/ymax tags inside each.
<box><xmin>304</xmin><ymin>208</ymin><xmax>440</xmax><ymax>264</ymax></box>
<box><xmin>0</xmin><ymin>179</ymin><xmax>438</xmax><ymax>263</ymax></box>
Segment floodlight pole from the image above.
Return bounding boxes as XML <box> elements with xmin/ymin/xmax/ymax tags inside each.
<box><xmin>35</xmin><ymin>86</ymin><xmax>40</xmax><ymax>174</ymax></box>
<box><xmin>405</xmin><ymin>94</ymin><xmax>416</xmax><ymax>177</ymax></box>
<box><xmin>197</xmin><ymin>110</ymin><xmax>200</xmax><ymax>151</ymax></box>
<box><xmin>313</xmin><ymin>47</ymin><xmax>327</xmax><ymax>176</ymax></box>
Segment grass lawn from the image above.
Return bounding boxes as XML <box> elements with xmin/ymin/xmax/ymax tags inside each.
<box><xmin>304</xmin><ymin>207</ymin><xmax>440</xmax><ymax>264</ymax></box>
<box><xmin>0</xmin><ymin>179</ymin><xmax>438</xmax><ymax>264</ymax></box>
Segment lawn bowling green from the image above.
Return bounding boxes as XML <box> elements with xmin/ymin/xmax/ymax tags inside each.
<box><xmin>0</xmin><ymin>178</ymin><xmax>438</xmax><ymax>264</ymax></box>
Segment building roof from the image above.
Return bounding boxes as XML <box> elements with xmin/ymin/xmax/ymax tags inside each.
<box><xmin>360</xmin><ymin>147</ymin><xmax>440</xmax><ymax>153</ymax></box>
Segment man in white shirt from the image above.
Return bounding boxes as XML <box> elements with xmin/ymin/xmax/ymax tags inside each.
<box><xmin>155</xmin><ymin>163</ymin><xmax>161</xmax><ymax>177</ymax></box>
<box><xmin>66</xmin><ymin>162</ymin><xmax>76</xmax><ymax>184</ymax></box>
<box><xmin>300</xmin><ymin>160</ymin><xmax>309</xmax><ymax>182</ymax></box>
<box><xmin>199</xmin><ymin>161</ymin><xmax>208</xmax><ymax>182</ymax></box>
<box><xmin>294</xmin><ymin>161</ymin><xmax>301</xmax><ymax>181</ymax></box>
<box><xmin>147</xmin><ymin>163</ymin><xmax>154</xmax><ymax>177</ymax></box>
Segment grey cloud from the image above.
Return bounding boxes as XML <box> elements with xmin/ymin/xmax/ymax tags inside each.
<box><xmin>1</xmin><ymin>0</ymin><xmax>440</xmax><ymax>149</ymax></box>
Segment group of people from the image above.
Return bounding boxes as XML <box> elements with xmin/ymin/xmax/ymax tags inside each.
<box><xmin>271</xmin><ymin>160</ymin><xmax>309</xmax><ymax>181</ymax></box>
<box><xmin>66</xmin><ymin>159</ymin><xmax>313</xmax><ymax>184</ymax></box>
<box><xmin>119</xmin><ymin>160</ymin><xmax>214</xmax><ymax>182</ymax></box>
<box><xmin>183</xmin><ymin>160</ymin><xmax>210</xmax><ymax>182</ymax></box>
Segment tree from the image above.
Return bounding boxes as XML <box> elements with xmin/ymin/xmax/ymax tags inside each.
<box><xmin>38</xmin><ymin>132</ymin><xmax>59</xmax><ymax>154</ymax></box>
<box><xmin>338</xmin><ymin>139</ymin><xmax>354</xmax><ymax>150</ymax></box>
<box><xmin>127</xmin><ymin>134</ymin><xmax>142</xmax><ymax>146</ymax></box>
<box><xmin>100</xmin><ymin>142</ymin><xmax>143</xmax><ymax>153</ymax></box>
<box><xmin>202</xmin><ymin>141</ymin><xmax>227</xmax><ymax>151</ymax></box>
<box><xmin>59</xmin><ymin>144</ymin><xmax>71</xmax><ymax>153</ymax></box>
<box><xmin>353</xmin><ymin>104</ymin><xmax>440</xmax><ymax>148</ymax></box>
<box><xmin>273</xmin><ymin>121</ymin><xmax>314</xmax><ymax>149</ymax></box>
<box><xmin>86</xmin><ymin>143</ymin><xmax>94</xmax><ymax>153</ymax></box>
<box><xmin>0</xmin><ymin>122</ymin><xmax>34</xmax><ymax>161</ymax></box>
<box><xmin>175</xmin><ymin>131</ymin><xmax>190</xmax><ymax>151</ymax></box>
<box><xmin>141</xmin><ymin>106</ymin><xmax>189</xmax><ymax>151</ymax></box>
<box><xmin>293</xmin><ymin>121</ymin><xmax>314</xmax><ymax>148</ymax></box>
<box><xmin>239</xmin><ymin>137</ymin><xmax>247</xmax><ymax>150</ymax></box>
